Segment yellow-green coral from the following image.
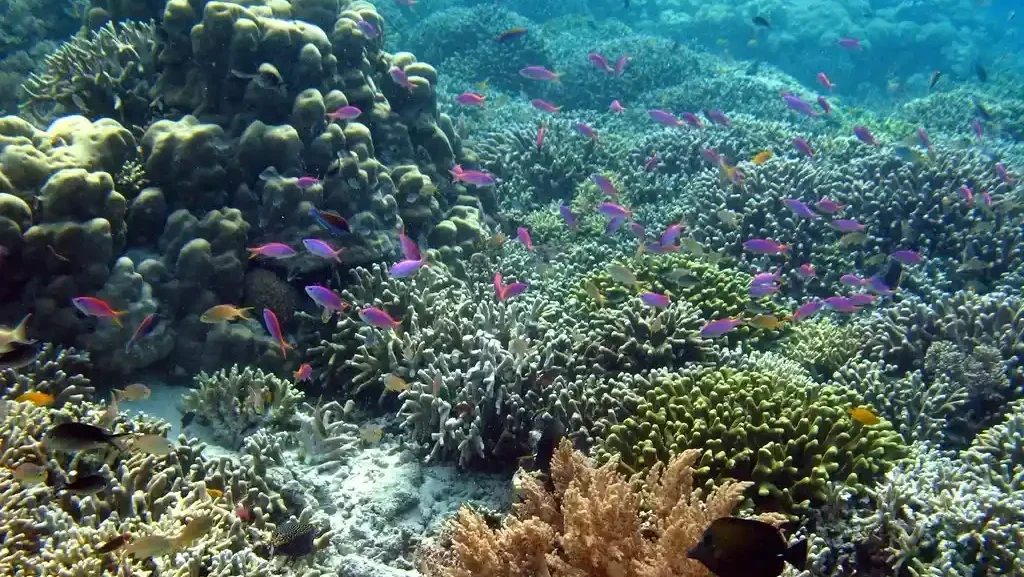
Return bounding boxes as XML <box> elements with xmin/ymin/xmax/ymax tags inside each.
<box><xmin>594</xmin><ymin>366</ymin><xmax>907</xmax><ymax>518</ymax></box>
<box><xmin>780</xmin><ymin>318</ymin><xmax>864</xmax><ymax>376</ymax></box>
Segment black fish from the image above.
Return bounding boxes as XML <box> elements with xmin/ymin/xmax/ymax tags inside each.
<box><xmin>269</xmin><ymin>521</ymin><xmax>318</xmax><ymax>557</ymax></box>
<box><xmin>44</xmin><ymin>422</ymin><xmax>129</xmax><ymax>453</ymax></box>
<box><xmin>976</xmin><ymin>63</ymin><xmax>988</xmax><ymax>82</ymax></box>
<box><xmin>60</xmin><ymin>474</ymin><xmax>108</xmax><ymax>495</ymax></box>
<box><xmin>882</xmin><ymin>259</ymin><xmax>903</xmax><ymax>291</ymax></box>
<box><xmin>181</xmin><ymin>411</ymin><xmax>196</xmax><ymax>428</ymax></box>
<box><xmin>688</xmin><ymin>517</ymin><xmax>807</xmax><ymax>577</ymax></box>
<box><xmin>929</xmin><ymin>70</ymin><xmax>942</xmax><ymax>88</ymax></box>
<box><xmin>0</xmin><ymin>342</ymin><xmax>40</xmax><ymax>370</ymax></box>
<box><xmin>752</xmin><ymin>16</ymin><xmax>771</xmax><ymax>28</ymax></box>
<box><xmin>533</xmin><ymin>415</ymin><xmax>565</xmax><ymax>477</ymax></box>
<box><xmin>95</xmin><ymin>533</ymin><xmax>132</xmax><ymax>554</ymax></box>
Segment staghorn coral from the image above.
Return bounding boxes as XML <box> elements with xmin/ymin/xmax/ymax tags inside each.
<box><xmin>182</xmin><ymin>364</ymin><xmax>303</xmax><ymax>450</ymax></box>
<box><xmin>424</xmin><ymin>438</ymin><xmax>784</xmax><ymax>577</ymax></box>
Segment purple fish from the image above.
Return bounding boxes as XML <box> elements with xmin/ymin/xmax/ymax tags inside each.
<box><xmin>614</xmin><ymin>55</ymin><xmax>631</xmax><ymax>77</ymax></box>
<box><xmin>357</xmin><ymin>19</ymin><xmax>380</xmax><ymax>38</ymax></box>
<box><xmin>840</xmin><ymin>274</ymin><xmax>865</xmax><ymax>287</ymax></box>
<box><xmin>829</xmin><ymin>219</ymin><xmax>865</xmax><ymax>233</ymax></box>
<box><xmin>247</xmin><ymin>243</ymin><xmax>297</xmax><ymax>259</ymax></box>
<box><xmin>263</xmin><ymin>309</ymin><xmax>292</xmax><ymax>358</ymax></box>
<box><xmin>359</xmin><ymin>307</ymin><xmax>401</xmax><ymax>329</ymax></box>
<box><xmin>587</xmin><ymin>52</ymin><xmax>612</xmax><ymax>72</ymax></box>
<box><xmin>972</xmin><ymin>118</ymin><xmax>984</xmax><ymax>141</ymax></box>
<box><xmin>792</xmin><ymin>137</ymin><xmax>815</xmax><ymax>157</ymax></box>
<box><xmin>996</xmin><ymin>162</ymin><xmax>1014</xmax><ymax>185</ymax></box>
<box><xmin>305</xmin><ymin>285</ymin><xmax>344</xmax><ymax>311</ymax></box>
<box><xmin>531</xmin><ymin>99</ymin><xmax>560</xmax><ymax>113</ymax></box>
<box><xmin>743</xmin><ymin>239</ymin><xmax>790</xmax><ymax>255</ymax></box>
<box><xmin>399</xmin><ymin>232</ymin><xmax>421</xmax><ymax>261</ymax></box>
<box><xmin>519</xmin><ymin>66</ymin><xmax>560</xmax><ymax>82</ymax></box>
<box><xmin>749</xmin><ymin>283</ymin><xmax>779</xmax><ymax>298</ymax></box>
<box><xmin>640</xmin><ymin>292</ymin><xmax>670</xmax><ymax>308</ymax></box>
<box><xmin>817</xmin><ymin>95</ymin><xmax>832</xmax><ymax>115</ymax></box>
<box><xmin>783</xmin><ymin>199</ymin><xmax>819</xmax><ymax>219</ymax></box>
<box><xmin>450</xmin><ymin>165</ymin><xmax>497</xmax><ymax>187</ymax></box>
<box><xmin>783</xmin><ymin>94</ymin><xmax>819</xmax><ymax>117</ymax></box>
<box><xmin>701</xmin><ymin>148</ymin><xmax>723</xmax><ymax>166</ymax></box>
<box><xmin>517</xmin><ymin>227</ymin><xmax>533</xmax><ymax>250</ymax></box>
<box><xmin>700</xmin><ymin>317</ymin><xmax>743</xmax><ymax>338</ymax></box>
<box><xmin>792</xmin><ymin>300</ymin><xmax>824</xmax><ymax>322</ymax></box>
<box><xmin>751</xmin><ymin>271</ymin><xmax>780</xmax><ymax>285</ymax></box>
<box><xmin>703</xmin><ymin>109</ymin><xmax>730</xmax><ymax>126</ymax></box>
<box><xmin>389</xmin><ymin>66</ymin><xmax>414</xmax><ymax>89</ymax></box>
<box><xmin>916</xmin><ymin>128</ymin><xmax>933</xmax><ymax>152</ymax></box>
<box><xmin>597</xmin><ymin>202</ymin><xmax>631</xmax><ymax>220</ymax></box>
<box><xmin>848</xmin><ymin>293</ymin><xmax>877</xmax><ymax>307</ymax></box>
<box><xmin>390</xmin><ymin>258</ymin><xmax>428</xmax><ymax>278</ymax></box>
<box><xmin>303</xmin><ymin>239</ymin><xmax>344</xmax><ymax>262</ymax></box>
<box><xmin>681</xmin><ymin>112</ymin><xmax>702</xmax><ymax>128</ymax></box>
<box><xmin>837</xmin><ymin>37</ymin><xmax>862</xmax><ymax>50</ymax></box>
<box><xmin>605</xmin><ymin>216</ymin><xmax>627</xmax><ymax>235</ymax></box>
<box><xmin>629</xmin><ymin>222</ymin><xmax>646</xmax><ymax>240</ymax></box>
<box><xmin>559</xmin><ymin>205</ymin><xmax>579</xmax><ymax>230</ymax></box>
<box><xmin>648</xmin><ymin>109</ymin><xmax>682</xmax><ymax>127</ymax></box>
<box><xmin>310</xmin><ymin>207</ymin><xmax>350</xmax><ymax>236</ymax></box>
<box><xmin>824</xmin><ymin>296</ymin><xmax>860</xmax><ymax>313</ymax></box>
<box><xmin>591</xmin><ymin>173</ymin><xmax>618</xmax><ymax>196</ymax></box>
<box><xmin>815</xmin><ymin>198</ymin><xmax>845</xmax><ymax>214</ymax></box>
<box><xmin>890</xmin><ymin>250</ymin><xmax>924</xmax><ymax>265</ymax></box>
<box><xmin>327</xmin><ymin>106</ymin><xmax>362</xmax><ymax>120</ymax></box>
<box><xmin>866</xmin><ymin>277</ymin><xmax>896</xmax><ymax>295</ymax></box>
<box><xmin>852</xmin><ymin>126</ymin><xmax>878</xmax><ymax>146</ymax></box>
<box><xmin>574</xmin><ymin>123</ymin><xmax>597</xmax><ymax>141</ymax></box>
<box><xmin>660</xmin><ymin>223</ymin><xmax>684</xmax><ymax>247</ymax></box>
<box><xmin>456</xmin><ymin>92</ymin><xmax>487</xmax><ymax>106</ymax></box>
<box><xmin>296</xmin><ymin>176</ymin><xmax>321</xmax><ymax>188</ymax></box>
<box><xmin>124</xmin><ymin>313</ymin><xmax>161</xmax><ymax>353</ymax></box>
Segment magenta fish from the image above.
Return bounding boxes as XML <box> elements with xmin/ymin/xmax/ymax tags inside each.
<box><xmin>359</xmin><ymin>307</ymin><xmax>401</xmax><ymax>329</ymax></box>
<box><xmin>749</xmin><ymin>283</ymin><xmax>779</xmax><ymax>298</ymax></box>
<box><xmin>959</xmin><ymin>185</ymin><xmax>974</xmax><ymax>205</ymax></box>
<box><xmin>613</xmin><ymin>55</ymin><xmax>631</xmax><ymax>77</ymax></box>
<box><xmin>609</xmin><ymin>100</ymin><xmax>625</xmax><ymax>113</ymax></box>
<box><xmin>456</xmin><ymin>92</ymin><xmax>487</xmax><ymax>107</ymax></box>
<box><xmin>247</xmin><ymin>243</ymin><xmax>297</xmax><ymax>260</ymax></box>
<box><xmin>644</xmin><ymin>151</ymin><xmax>660</xmax><ymax>172</ymax></box>
<box><xmin>124</xmin><ymin>312</ymin><xmax>160</xmax><ymax>353</ymax></box>
<box><xmin>681</xmin><ymin>112</ymin><xmax>702</xmax><ymax>128</ymax></box>
<box><xmin>590</xmin><ymin>173</ymin><xmax>618</xmax><ymax>196</ymax></box>
<box><xmin>559</xmin><ymin>205</ymin><xmax>579</xmax><ymax>230</ymax></box>
<box><xmin>327</xmin><ymin>106</ymin><xmax>362</xmax><ymax>120</ymax></box>
<box><xmin>390</xmin><ymin>259</ymin><xmax>428</xmax><ymax>278</ymax></box>
<box><xmin>995</xmin><ymin>162</ymin><xmax>1013</xmax><ymax>185</ymax></box>
<box><xmin>530</xmin><ymin>99</ymin><xmax>560</xmax><ymax>113</ymax></box>
<box><xmin>536</xmin><ymin>125</ymin><xmax>546</xmax><ymax>151</ymax></box>
<box><xmin>840</xmin><ymin>274</ymin><xmax>865</xmax><ymax>287</ymax></box>
<box><xmin>701</xmin><ymin>148</ymin><xmax>723</xmax><ymax>166</ymax></box>
<box><xmin>660</xmin><ymin>222</ymin><xmax>684</xmax><ymax>246</ymax></box>
<box><xmin>972</xmin><ymin>119</ymin><xmax>984</xmax><ymax>141</ymax></box>
<box><xmin>640</xmin><ymin>292</ymin><xmax>670</xmax><ymax>308</ymax></box>
<box><xmin>587</xmin><ymin>52</ymin><xmax>612</xmax><ymax>73</ymax></box>
<box><xmin>519</xmin><ymin>66</ymin><xmax>560</xmax><ymax>82</ymax></box>
<box><xmin>648</xmin><ymin>109</ymin><xmax>682</xmax><ymax>127</ymax></box>
<box><xmin>629</xmin><ymin>222</ymin><xmax>646</xmax><ymax>240</ymax></box>
<box><xmin>450</xmin><ymin>165</ymin><xmax>497</xmax><ymax>187</ymax></box>
<box><xmin>296</xmin><ymin>176</ymin><xmax>321</xmax><ymax>189</ymax></box>
<box><xmin>743</xmin><ymin>239</ymin><xmax>790</xmax><ymax>256</ymax></box>
<box><xmin>890</xmin><ymin>250</ymin><xmax>924</xmax><ymax>265</ymax></box>
<box><xmin>305</xmin><ymin>285</ymin><xmax>345</xmax><ymax>312</ymax></box>
<box><xmin>574</xmin><ymin>122</ymin><xmax>597</xmax><ymax>141</ymax></box>
<box><xmin>796</xmin><ymin>263</ymin><xmax>817</xmax><ymax>280</ymax></box>
<box><xmin>703</xmin><ymin>109</ymin><xmax>730</xmax><ymax>126</ymax></box>
<box><xmin>597</xmin><ymin>202</ymin><xmax>631</xmax><ymax>220</ymax></box>
<box><xmin>848</xmin><ymin>293</ymin><xmax>877</xmax><ymax>307</ymax></box>
<box><xmin>793</xmin><ymin>137</ymin><xmax>815</xmax><ymax>157</ymax></box>
<box><xmin>830</xmin><ymin>219</ymin><xmax>865</xmax><ymax>233</ymax></box>
<box><xmin>980</xmin><ymin>191</ymin><xmax>993</xmax><ymax>207</ymax></box>
<box><xmin>493</xmin><ymin>272</ymin><xmax>527</xmax><ymax>301</ymax></box>
<box><xmin>263</xmin><ymin>309</ymin><xmax>293</xmax><ymax>358</ymax></box>
<box><xmin>866</xmin><ymin>277</ymin><xmax>896</xmax><ymax>296</ymax></box>
<box><xmin>700</xmin><ymin>317</ymin><xmax>743</xmax><ymax>338</ymax></box>
<box><xmin>357</xmin><ymin>19</ymin><xmax>380</xmax><ymax>38</ymax></box>
<box><xmin>817</xmin><ymin>95</ymin><xmax>832</xmax><ymax>115</ymax></box>
<box><xmin>605</xmin><ymin>216</ymin><xmax>627</xmax><ymax>235</ymax></box>
<box><xmin>815</xmin><ymin>198</ymin><xmax>845</xmax><ymax>214</ymax></box>
<box><xmin>824</xmin><ymin>296</ymin><xmax>860</xmax><ymax>313</ymax></box>
<box><xmin>517</xmin><ymin>227</ymin><xmax>534</xmax><ymax>250</ymax></box>
<box><xmin>792</xmin><ymin>300</ymin><xmax>824</xmax><ymax>322</ymax></box>
<box><xmin>916</xmin><ymin>128</ymin><xmax>933</xmax><ymax>152</ymax></box>
<box><xmin>751</xmin><ymin>271</ymin><xmax>781</xmax><ymax>285</ymax></box>
<box><xmin>303</xmin><ymin>239</ymin><xmax>344</xmax><ymax>262</ymax></box>
<box><xmin>399</xmin><ymin>232</ymin><xmax>421</xmax><ymax>261</ymax></box>
<box><xmin>816</xmin><ymin>72</ymin><xmax>833</xmax><ymax>92</ymax></box>
<box><xmin>783</xmin><ymin>94</ymin><xmax>819</xmax><ymax>117</ymax></box>
<box><xmin>852</xmin><ymin>126</ymin><xmax>878</xmax><ymax>146</ymax></box>
<box><xmin>783</xmin><ymin>199</ymin><xmax>819</xmax><ymax>219</ymax></box>
<box><xmin>837</xmin><ymin>37</ymin><xmax>862</xmax><ymax>50</ymax></box>
<box><xmin>389</xmin><ymin>66</ymin><xmax>414</xmax><ymax>89</ymax></box>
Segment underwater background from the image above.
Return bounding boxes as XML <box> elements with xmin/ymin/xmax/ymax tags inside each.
<box><xmin>0</xmin><ymin>0</ymin><xmax>1023</xmax><ymax>575</ymax></box>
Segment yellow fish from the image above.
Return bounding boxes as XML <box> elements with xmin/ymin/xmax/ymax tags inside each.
<box><xmin>752</xmin><ymin>150</ymin><xmax>773</xmax><ymax>165</ymax></box>
<box><xmin>15</xmin><ymin>391</ymin><xmax>55</xmax><ymax>407</ymax></box>
<box><xmin>173</xmin><ymin>515</ymin><xmax>216</xmax><ymax>548</ymax></box>
<box><xmin>474</xmin><ymin>79</ymin><xmax>489</xmax><ymax>92</ymax></box>
<box><xmin>11</xmin><ymin>462</ymin><xmax>47</xmax><ymax>486</ymax></box>
<box><xmin>0</xmin><ymin>314</ymin><xmax>31</xmax><ymax>354</ymax></box>
<box><xmin>206</xmin><ymin>488</ymin><xmax>224</xmax><ymax>500</ymax></box>
<box><xmin>199</xmin><ymin>305</ymin><xmax>252</xmax><ymax>323</ymax></box>
<box><xmin>584</xmin><ymin>279</ymin><xmax>606</xmax><ymax>307</ymax></box>
<box><xmin>748</xmin><ymin>314</ymin><xmax>787</xmax><ymax>330</ymax></box>
<box><xmin>359</xmin><ymin>424</ymin><xmax>384</xmax><ymax>444</ymax></box>
<box><xmin>838</xmin><ymin>232</ymin><xmax>868</xmax><ymax>247</ymax></box>
<box><xmin>124</xmin><ymin>535</ymin><xmax>176</xmax><ymax>559</ymax></box>
<box><xmin>608</xmin><ymin>264</ymin><xmax>637</xmax><ymax>287</ymax></box>
<box><xmin>847</xmin><ymin>407</ymin><xmax>880</xmax><ymax>426</ymax></box>
<box><xmin>114</xmin><ymin>383</ymin><xmax>150</xmax><ymax>402</ymax></box>
<box><xmin>384</xmin><ymin>374</ymin><xmax>409</xmax><ymax>392</ymax></box>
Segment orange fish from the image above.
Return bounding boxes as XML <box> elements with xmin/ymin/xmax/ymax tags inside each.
<box><xmin>200</xmin><ymin>305</ymin><xmax>252</xmax><ymax>323</ymax></box>
<box><xmin>752</xmin><ymin>150</ymin><xmax>773</xmax><ymax>165</ymax></box>
<box><xmin>15</xmin><ymin>391</ymin><xmax>55</xmax><ymax>407</ymax></box>
<box><xmin>206</xmin><ymin>488</ymin><xmax>224</xmax><ymax>499</ymax></box>
<box><xmin>496</xmin><ymin>27</ymin><xmax>528</xmax><ymax>42</ymax></box>
<box><xmin>847</xmin><ymin>407</ymin><xmax>879</xmax><ymax>426</ymax></box>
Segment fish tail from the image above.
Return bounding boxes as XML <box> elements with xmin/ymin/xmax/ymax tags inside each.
<box><xmin>784</xmin><ymin>538</ymin><xmax>808</xmax><ymax>571</ymax></box>
<box><xmin>238</xmin><ymin>307</ymin><xmax>253</xmax><ymax>320</ymax></box>
<box><xmin>246</xmin><ymin>248</ymin><xmax>260</xmax><ymax>259</ymax></box>
<box><xmin>111</xmin><ymin>312</ymin><xmax>126</xmax><ymax>327</ymax></box>
<box><xmin>11</xmin><ymin>313</ymin><xmax>31</xmax><ymax>343</ymax></box>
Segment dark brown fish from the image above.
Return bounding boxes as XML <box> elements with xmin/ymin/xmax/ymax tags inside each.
<box><xmin>687</xmin><ymin>517</ymin><xmax>806</xmax><ymax>577</ymax></box>
<box><xmin>496</xmin><ymin>27</ymin><xmax>527</xmax><ymax>42</ymax></box>
<box><xmin>0</xmin><ymin>342</ymin><xmax>40</xmax><ymax>370</ymax></box>
<box><xmin>44</xmin><ymin>423</ymin><xmax>128</xmax><ymax>453</ymax></box>
<box><xmin>752</xmin><ymin>16</ymin><xmax>771</xmax><ymax>28</ymax></box>
<box><xmin>269</xmin><ymin>521</ymin><xmax>318</xmax><ymax>557</ymax></box>
<box><xmin>929</xmin><ymin>70</ymin><xmax>942</xmax><ymax>88</ymax></box>
<box><xmin>95</xmin><ymin>533</ymin><xmax>132</xmax><ymax>554</ymax></box>
<box><xmin>61</xmin><ymin>474</ymin><xmax>108</xmax><ymax>495</ymax></box>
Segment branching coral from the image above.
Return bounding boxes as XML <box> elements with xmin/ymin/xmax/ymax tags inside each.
<box><xmin>182</xmin><ymin>365</ymin><xmax>303</xmax><ymax>450</ymax></box>
<box><xmin>423</xmin><ymin>438</ymin><xmax>779</xmax><ymax>577</ymax></box>
<box><xmin>0</xmin><ymin>342</ymin><xmax>95</xmax><ymax>406</ymax></box>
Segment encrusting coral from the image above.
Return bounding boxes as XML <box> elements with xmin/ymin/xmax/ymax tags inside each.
<box><xmin>422</xmin><ymin>438</ymin><xmax>788</xmax><ymax>577</ymax></box>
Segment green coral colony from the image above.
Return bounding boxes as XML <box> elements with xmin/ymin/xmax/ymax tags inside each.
<box><xmin>0</xmin><ymin>0</ymin><xmax>1022</xmax><ymax>575</ymax></box>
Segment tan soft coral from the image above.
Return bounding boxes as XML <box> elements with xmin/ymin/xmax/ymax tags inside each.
<box><xmin>426</xmin><ymin>439</ymin><xmax>772</xmax><ymax>577</ymax></box>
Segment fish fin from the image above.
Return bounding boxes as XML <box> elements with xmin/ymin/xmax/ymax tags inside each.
<box><xmin>784</xmin><ymin>538</ymin><xmax>808</xmax><ymax>571</ymax></box>
<box><xmin>11</xmin><ymin>313</ymin><xmax>31</xmax><ymax>343</ymax></box>
<box><xmin>111</xmin><ymin>312</ymin><xmax>125</xmax><ymax>327</ymax></box>
<box><xmin>238</xmin><ymin>307</ymin><xmax>254</xmax><ymax>320</ymax></box>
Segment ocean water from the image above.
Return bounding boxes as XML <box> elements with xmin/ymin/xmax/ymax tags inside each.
<box><xmin>0</xmin><ymin>0</ymin><xmax>1022</xmax><ymax>576</ymax></box>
